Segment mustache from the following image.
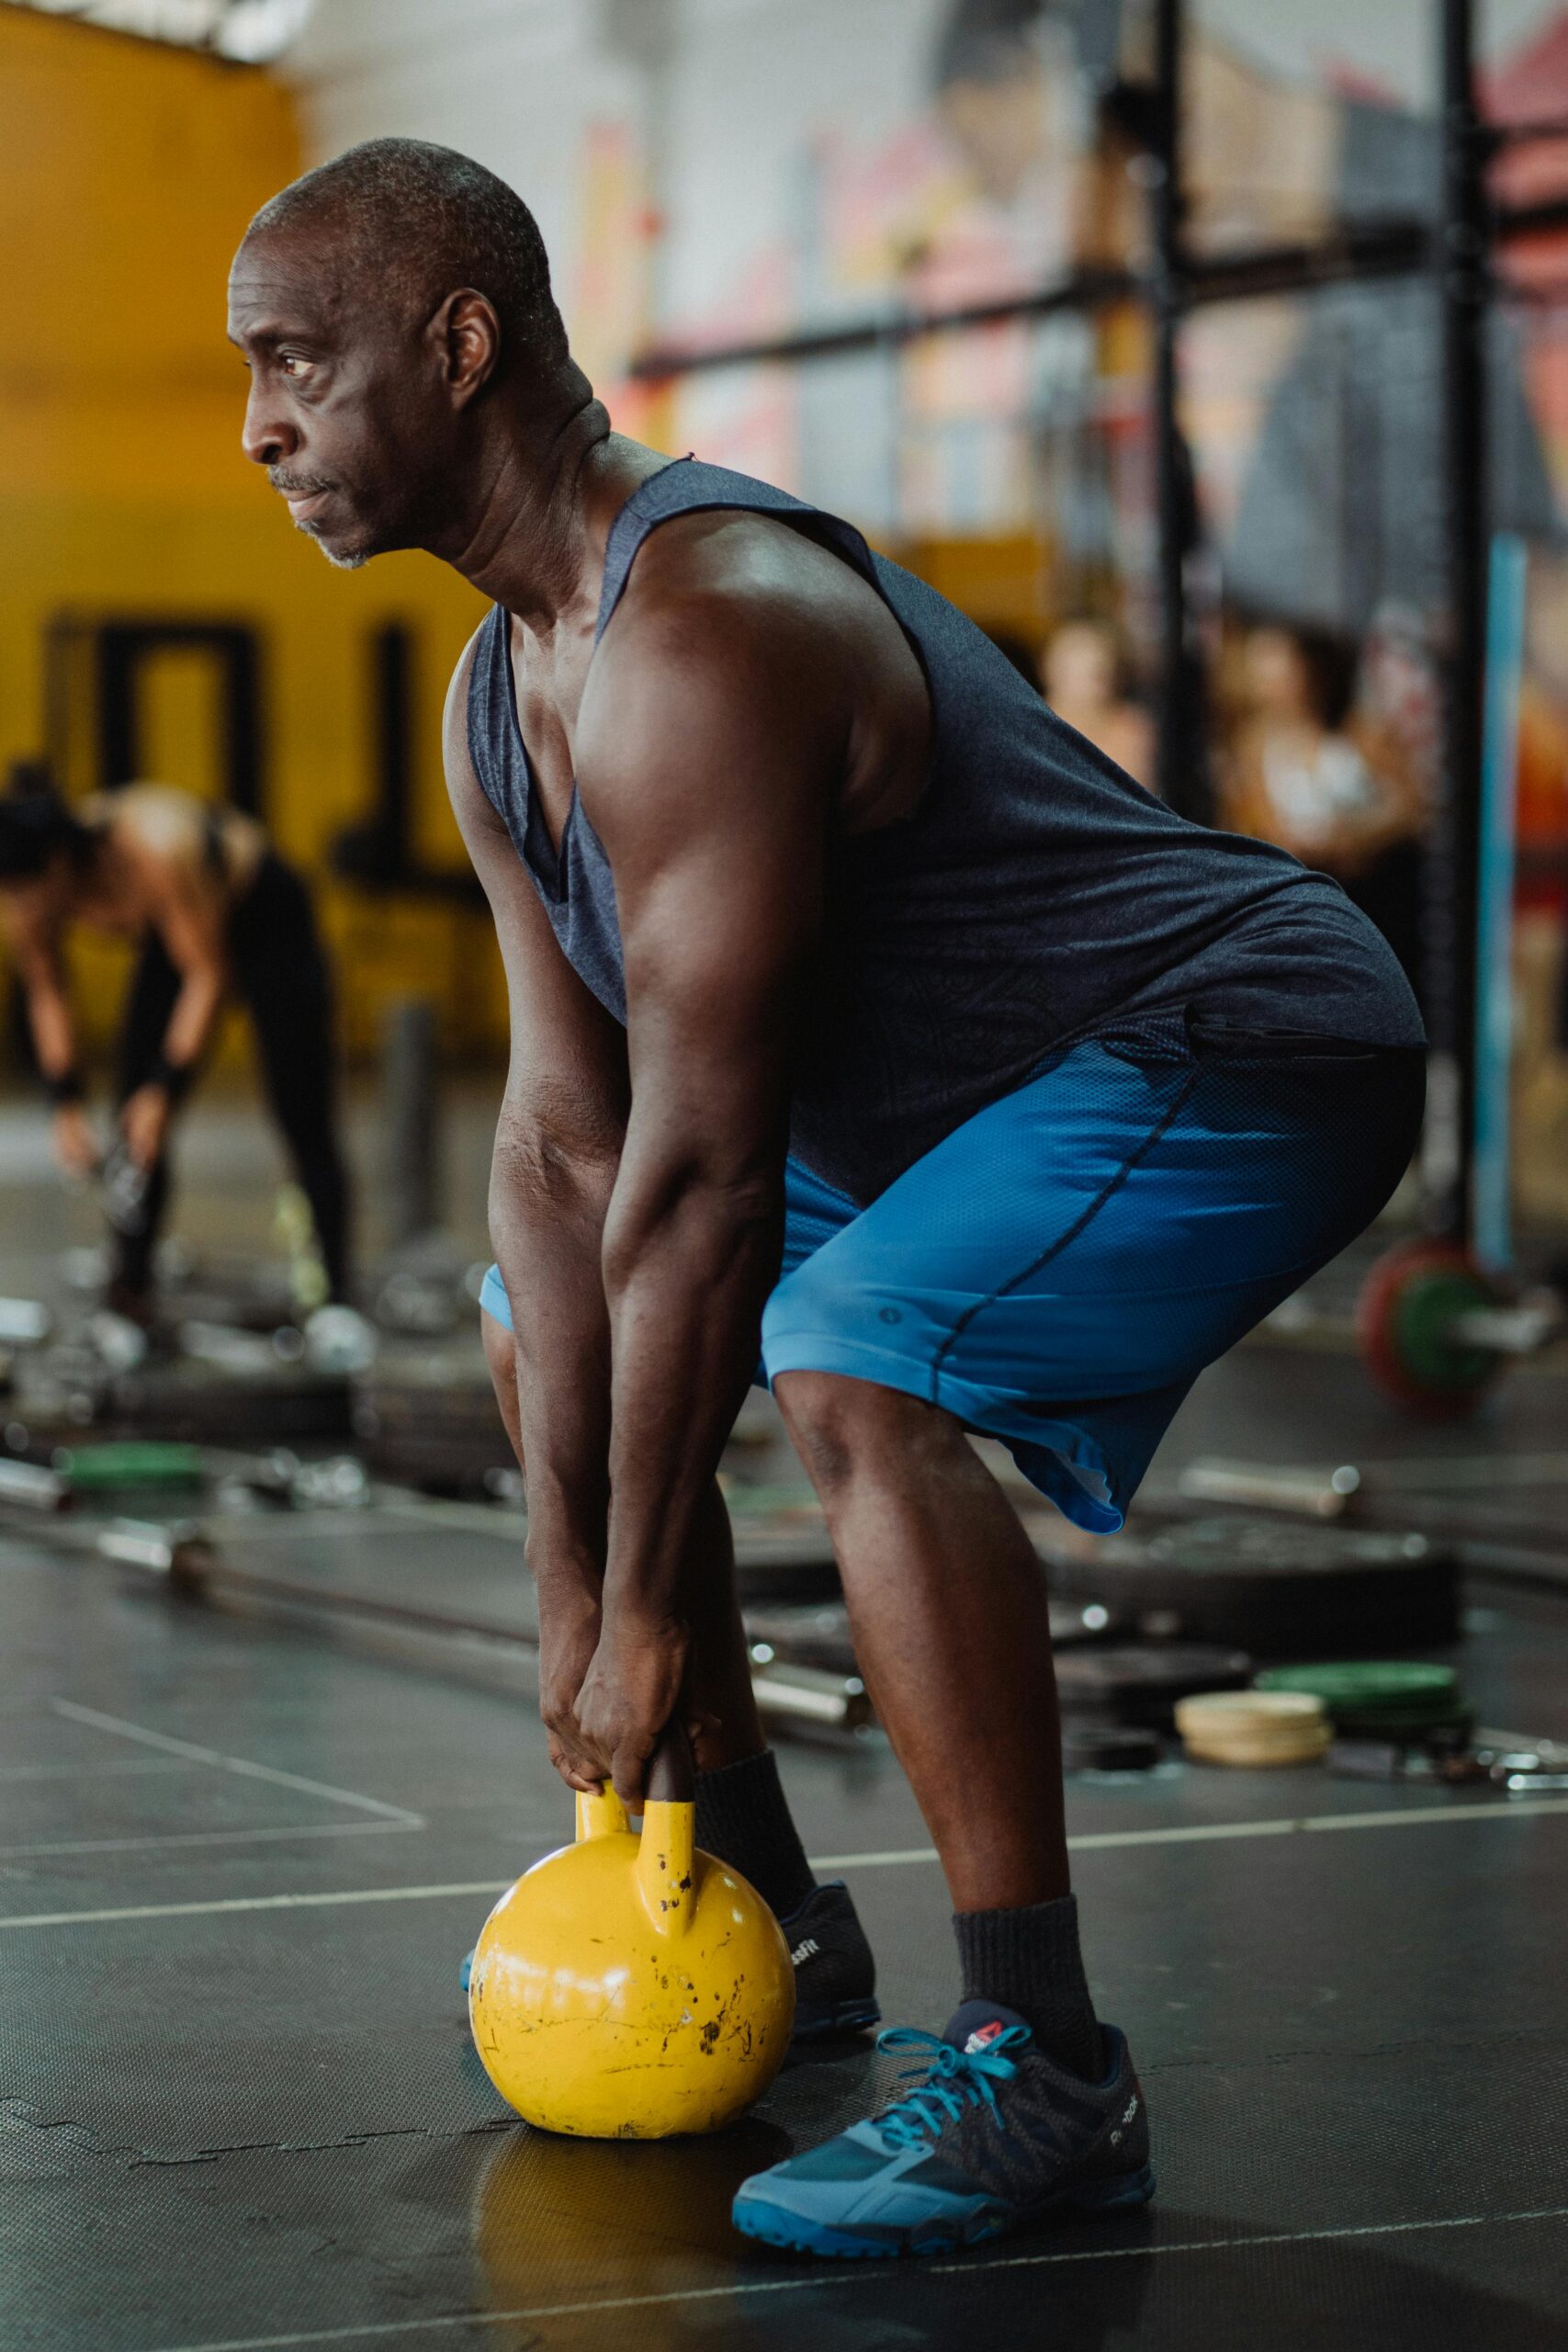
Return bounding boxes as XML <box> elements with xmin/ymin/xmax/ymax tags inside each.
<box><xmin>268</xmin><ymin>470</ymin><xmax>336</xmax><ymax>495</ymax></box>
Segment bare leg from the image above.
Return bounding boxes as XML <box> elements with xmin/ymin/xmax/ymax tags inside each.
<box><xmin>482</xmin><ymin>1315</ymin><xmax>763</xmax><ymax>1770</ymax></box>
<box><xmin>773</xmin><ymin>1369</ymin><xmax>1069</xmax><ymax>1913</ymax></box>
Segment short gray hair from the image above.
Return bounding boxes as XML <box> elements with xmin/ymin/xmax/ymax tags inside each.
<box><xmin>249</xmin><ymin>137</ymin><xmax>570</xmax><ymax>370</ymax></box>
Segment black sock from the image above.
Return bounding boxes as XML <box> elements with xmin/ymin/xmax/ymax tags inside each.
<box><xmin>694</xmin><ymin>1748</ymin><xmax>817</xmax><ymax>1920</ymax></box>
<box><xmin>953</xmin><ymin>1894</ymin><xmax>1105</xmax><ymax>2080</ymax></box>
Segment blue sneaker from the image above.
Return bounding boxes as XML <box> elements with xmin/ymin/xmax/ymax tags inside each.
<box><xmin>459</xmin><ymin>1878</ymin><xmax>877</xmax><ymax>2036</ymax></box>
<box><xmin>731</xmin><ymin>2002</ymin><xmax>1153</xmax><ymax>2259</ymax></box>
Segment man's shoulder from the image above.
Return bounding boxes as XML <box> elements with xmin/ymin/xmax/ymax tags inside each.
<box><xmin>442</xmin><ymin>613</ymin><xmax>499</xmax><ymax>755</ymax></box>
<box><xmin>600</xmin><ymin>503</ymin><xmax>889</xmax><ymax>684</ymax></box>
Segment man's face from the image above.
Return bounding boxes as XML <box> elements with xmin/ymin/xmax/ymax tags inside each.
<box><xmin>227</xmin><ymin>226</ymin><xmax>454</xmax><ymax>569</ymax></box>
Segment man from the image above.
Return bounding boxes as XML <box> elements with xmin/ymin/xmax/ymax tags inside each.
<box><xmin>230</xmin><ymin>140</ymin><xmax>1423</xmax><ymax>2261</ymax></box>
<box><xmin>0</xmin><ymin>780</ymin><xmax>350</xmax><ymax>1317</ymax></box>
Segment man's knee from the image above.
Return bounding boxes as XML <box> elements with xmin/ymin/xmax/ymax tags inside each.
<box><xmin>773</xmin><ymin>1368</ymin><xmax>960</xmax><ymax>1496</ymax></box>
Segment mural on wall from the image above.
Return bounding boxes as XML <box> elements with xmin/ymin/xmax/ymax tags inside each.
<box><xmin>576</xmin><ymin>0</ymin><xmax>1568</xmax><ymax>616</ymax></box>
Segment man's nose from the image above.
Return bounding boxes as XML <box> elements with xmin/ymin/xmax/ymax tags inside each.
<box><xmin>241</xmin><ymin>380</ymin><xmax>298</xmax><ymax>469</ymax></box>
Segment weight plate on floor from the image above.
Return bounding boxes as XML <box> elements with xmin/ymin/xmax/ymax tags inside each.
<box><xmin>1044</xmin><ymin>1514</ymin><xmax>1459</xmax><ymax>1657</ymax></box>
<box><xmin>352</xmin><ymin>1368</ymin><xmax>513</xmax><ymax>1493</ymax></box>
<box><xmin>1255</xmin><ymin>1661</ymin><xmax>1459</xmax><ymax>1717</ymax></box>
<box><xmin>107</xmin><ymin>1361</ymin><xmax>353</xmax><ymax>1443</ymax></box>
<box><xmin>1055</xmin><ymin>1643</ymin><xmax>1253</xmax><ymax>1727</ymax></box>
<box><xmin>54</xmin><ymin>1441</ymin><xmax>206</xmax><ymax>1493</ymax></box>
<box><xmin>1357</xmin><ymin>1240</ymin><xmax>1505</xmax><ymax>1417</ymax></box>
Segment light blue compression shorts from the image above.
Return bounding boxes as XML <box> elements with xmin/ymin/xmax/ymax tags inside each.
<box><xmin>479</xmin><ymin>1015</ymin><xmax>1424</xmax><ymax>1533</ymax></box>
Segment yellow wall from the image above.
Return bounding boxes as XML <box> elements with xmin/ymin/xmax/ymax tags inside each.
<box><xmin>0</xmin><ymin>5</ymin><xmax>503</xmax><ymax>1069</ymax></box>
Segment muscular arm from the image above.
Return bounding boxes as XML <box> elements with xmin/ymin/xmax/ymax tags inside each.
<box><xmin>444</xmin><ymin>643</ymin><xmax>631</xmax><ymax>1761</ymax></box>
<box><xmin>571</xmin><ymin>590</ymin><xmax>848</xmax><ymax>1796</ymax></box>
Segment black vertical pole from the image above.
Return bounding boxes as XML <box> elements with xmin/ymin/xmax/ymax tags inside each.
<box><xmin>1150</xmin><ymin>0</ymin><xmax>1206</xmax><ymax>818</ymax></box>
<box><xmin>372</xmin><ymin>623</ymin><xmax>413</xmax><ymax>869</ymax></box>
<box><xmin>1427</xmin><ymin>0</ymin><xmax>1487</xmax><ymax>1242</ymax></box>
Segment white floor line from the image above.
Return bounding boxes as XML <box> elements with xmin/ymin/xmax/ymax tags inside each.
<box><xmin>6</xmin><ymin>1793</ymin><xmax>1568</xmax><ymax>1932</ymax></box>
<box><xmin>0</xmin><ymin>1880</ymin><xmax>510</xmax><ymax>1931</ymax></box>
<box><xmin>817</xmin><ymin>1792</ymin><xmax>1568</xmax><ymax>1870</ymax></box>
<box><xmin>49</xmin><ymin>1701</ymin><xmax>423</xmax><ymax>1825</ymax></box>
<box><xmin>0</xmin><ymin>1818</ymin><xmax>422</xmax><ymax>1862</ymax></box>
<box><xmin>146</xmin><ymin>2204</ymin><xmax>1568</xmax><ymax>2352</ymax></box>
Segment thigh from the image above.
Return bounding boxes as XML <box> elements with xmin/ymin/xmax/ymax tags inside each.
<box><xmin>764</xmin><ymin>1032</ymin><xmax>1423</xmax><ymax>1405</ymax></box>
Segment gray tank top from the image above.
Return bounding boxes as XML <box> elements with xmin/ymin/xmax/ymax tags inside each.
<box><xmin>468</xmin><ymin>458</ymin><xmax>1421</xmax><ymax>1204</ymax></box>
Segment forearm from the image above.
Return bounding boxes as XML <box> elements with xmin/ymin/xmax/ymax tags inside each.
<box><xmin>600</xmin><ymin>1169</ymin><xmax>783</xmax><ymax>1625</ymax></box>
<box><xmin>490</xmin><ymin>1118</ymin><xmax>619</xmax><ymax>1587</ymax></box>
<box><xmin>23</xmin><ymin>970</ymin><xmax>80</xmax><ymax>1087</ymax></box>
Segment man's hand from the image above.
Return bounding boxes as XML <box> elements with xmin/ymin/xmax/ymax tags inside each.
<box><xmin>51</xmin><ymin>1103</ymin><xmax>101</xmax><ymax>1181</ymax></box>
<box><xmin>120</xmin><ymin>1084</ymin><xmax>173</xmax><ymax>1170</ymax></box>
<box><xmin>535</xmin><ymin>1577</ymin><xmax>608</xmax><ymax>1792</ymax></box>
<box><xmin>573</xmin><ymin>1611</ymin><xmax>691</xmax><ymax>1809</ymax></box>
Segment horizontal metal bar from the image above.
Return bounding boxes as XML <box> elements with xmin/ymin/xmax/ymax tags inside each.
<box><xmin>627</xmin><ymin>195</ymin><xmax>1568</xmax><ymax>382</ymax></box>
<box><xmin>628</xmin><ymin>219</ymin><xmax>1433</xmax><ymax>379</ymax></box>
<box><xmin>1495</xmin><ymin>190</ymin><xmax>1568</xmax><ymax>242</ymax></box>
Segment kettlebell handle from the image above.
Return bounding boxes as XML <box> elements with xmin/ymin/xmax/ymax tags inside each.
<box><xmin>570</xmin><ymin>1727</ymin><xmax>697</xmax><ymax>1941</ymax></box>
<box><xmin>637</xmin><ymin>1722</ymin><xmax>696</xmax><ymax>1941</ymax></box>
<box><xmin>643</xmin><ymin>1721</ymin><xmax>695</xmax><ymax>1804</ymax></box>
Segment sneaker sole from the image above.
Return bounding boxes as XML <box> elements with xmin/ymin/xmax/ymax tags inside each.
<box><xmin>790</xmin><ymin>1998</ymin><xmax>882</xmax><ymax>2042</ymax></box>
<box><xmin>732</xmin><ymin>2163</ymin><xmax>1156</xmax><ymax>2261</ymax></box>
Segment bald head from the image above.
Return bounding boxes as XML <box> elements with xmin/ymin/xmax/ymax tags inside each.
<box><xmin>247</xmin><ymin>137</ymin><xmax>569</xmax><ymax>370</ymax></box>
<box><xmin>231</xmin><ymin>140</ymin><xmax>597</xmax><ymax>571</ymax></box>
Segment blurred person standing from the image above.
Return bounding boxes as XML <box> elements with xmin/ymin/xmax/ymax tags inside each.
<box><xmin>1221</xmin><ymin>622</ymin><xmax>1427</xmax><ymax>997</ymax></box>
<box><xmin>1040</xmin><ymin>618</ymin><xmax>1155</xmax><ymax>790</ymax></box>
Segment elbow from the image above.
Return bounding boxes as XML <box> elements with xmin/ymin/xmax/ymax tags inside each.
<box><xmin>600</xmin><ymin>1156</ymin><xmax>782</xmax><ymax>1299</ymax></box>
<box><xmin>490</xmin><ymin>1115</ymin><xmax>620</xmax><ymax>1230</ymax></box>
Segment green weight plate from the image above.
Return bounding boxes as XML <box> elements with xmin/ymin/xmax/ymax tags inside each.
<box><xmin>1257</xmin><ymin>1662</ymin><xmax>1458</xmax><ymax>1718</ymax></box>
<box><xmin>56</xmin><ymin>1441</ymin><xmax>206</xmax><ymax>1490</ymax></box>
<box><xmin>1393</xmin><ymin>1267</ymin><xmax>1497</xmax><ymax>1391</ymax></box>
<box><xmin>1358</xmin><ymin>1242</ymin><xmax>1504</xmax><ymax>1415</ymax></box>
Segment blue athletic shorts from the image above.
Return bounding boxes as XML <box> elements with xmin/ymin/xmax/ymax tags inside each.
<box><xmin>479</xmin><ymin>1015</ymin><xmax>1424</xmax><ymax>1533</ymax></box>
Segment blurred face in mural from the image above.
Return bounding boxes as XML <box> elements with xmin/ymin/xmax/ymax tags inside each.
<box><xmin>940</xmin><ymin>58</ymin><xmax>1054</xmax><ymax>207</ymax></box>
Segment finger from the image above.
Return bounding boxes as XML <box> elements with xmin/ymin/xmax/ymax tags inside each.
<box><xmin>610</xmin><ymin>1738</ymin><xmax>650</xmax><ymax>1813</ymax></box>
<box><xmin>546</xmin><ymin>1736</ymin><xmax>602</xmax><ymax>1793</ymax></box>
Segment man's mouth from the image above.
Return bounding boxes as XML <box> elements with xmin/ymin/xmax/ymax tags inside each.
<box><xmin>270</xmin><ymin>477</ymin><xmax>336</xmax><ymax>525</ymax></box>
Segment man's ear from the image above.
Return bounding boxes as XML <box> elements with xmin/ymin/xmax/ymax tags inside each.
<box><xmin>432</xmin><ymin>288</ymin><xmax>502</xmax><ymax>405</ymax></box>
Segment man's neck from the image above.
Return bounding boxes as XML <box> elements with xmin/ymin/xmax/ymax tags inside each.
<box><xmin>434</xmin><ymin>398</ymin><xmax>649</xmax><ymax>639</ymax></box>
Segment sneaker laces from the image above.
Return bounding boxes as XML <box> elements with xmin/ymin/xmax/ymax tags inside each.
<box><xmin>873</xmin><ymin>2024</ymin><xmax>1031</xmax><ymax>2151</ymax></box>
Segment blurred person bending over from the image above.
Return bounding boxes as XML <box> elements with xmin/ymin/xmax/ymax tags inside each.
<box><xmin>229</xmin><ymin>139</ymin><xmax>1423</xmax><ymax>2263</ymax></box>
<box><xmin>0</xmin><ymin>785</ymin><xmax>350</xmax><ymax>1317</ymax></box>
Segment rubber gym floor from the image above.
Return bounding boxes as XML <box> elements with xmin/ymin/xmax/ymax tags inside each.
<box><xmin>3</xmin><ymin>1094</ymin><xmax>1567</xmax><ymax>2352</ymax></box>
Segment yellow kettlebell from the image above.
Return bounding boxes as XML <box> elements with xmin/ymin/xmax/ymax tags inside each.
<box><xmin>468</xmin><ymin>1733</ymin><xmax>795</xmax><ymax>2139</ymax></box>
